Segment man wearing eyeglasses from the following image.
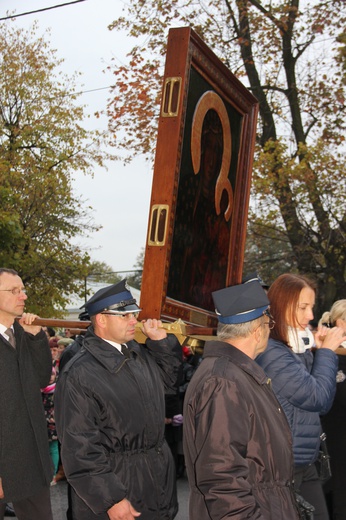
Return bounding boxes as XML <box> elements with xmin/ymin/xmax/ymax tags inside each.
<box><xmin>0</xmin><ymin>268</ymin><xmax>53</xmax><ymax>519</ymax></box>
<box><xmin>183</xmin><ymin>279</ymin><xmax>300</xmax><ymax>520</ymax></box>
<box><xmin>55</xmin><ymin>279</ymin><xmax>182</xmax><ymax>520</ymax></box>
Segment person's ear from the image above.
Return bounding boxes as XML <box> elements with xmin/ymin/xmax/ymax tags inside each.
<box><xmin>335</xmin><ymin>318</ymin><xmax>346</xmax><ymax>330</ymax></box>
<box><xmin>95</xmin><ymin>313</ymin><xmax>107</xmax><ymax>330</ymax></box>
<box><xmin>253</xmin><ymin>321</ymin><xmax>263</xmax><ymax>344</ymax></box>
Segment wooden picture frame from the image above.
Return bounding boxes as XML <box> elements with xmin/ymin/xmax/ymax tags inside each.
<box><xmin>140</xmin><ymin>27</ymin><xmax>259</xmax><ymax>328</ymax></box>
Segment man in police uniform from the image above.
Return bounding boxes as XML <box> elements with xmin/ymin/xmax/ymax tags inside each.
<box><xmin>55</xmin><ymin>280</ymin><xmax>182</xmax><ymax>520</ymax></box>
<box><xmin>183</xmin><ymin>280</ymin><xmax>299</xmax><ymax>519</ymax></box>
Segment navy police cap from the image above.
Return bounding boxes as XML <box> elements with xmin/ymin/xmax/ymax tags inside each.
<box><xmin>212</xmin><ymin>280</ymin><xmax>269</xmax><ymax>324</ymax></box>
<box><xmin>83</xmin><ymin>279</ymin><xmax>140</xmax><ymax>317</ymax></box>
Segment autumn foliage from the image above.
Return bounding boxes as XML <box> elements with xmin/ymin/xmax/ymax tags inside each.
<box><xmin>0</xmin><ymin>21</ymin><xmax>112</xmax><ymax>315</ymax></box>
<box><xmin>106</xmin><ymin>0</ymin><xmax>346</xmax><ymax>314</ymax></box>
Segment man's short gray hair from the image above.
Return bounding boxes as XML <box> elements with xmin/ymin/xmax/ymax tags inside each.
<box><xmin>217</xmin><ymin>316</ymin><xmax>264</xmax><ymax>341</ymax></box>
<box><xmin>0</xmin><ymin>268</ymin><xmax>18</xmax><ymax>278</ymax></box>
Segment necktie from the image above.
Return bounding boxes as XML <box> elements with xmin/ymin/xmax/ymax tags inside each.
<box><xmin>121</xmin><ymin>344</ymin><xmax>130</xmax><ymax>358</ymax></box>
<box><xmin>5</xmin><ymin>328</ymin><xmax>16</xmax><ymax>348</ymax></box>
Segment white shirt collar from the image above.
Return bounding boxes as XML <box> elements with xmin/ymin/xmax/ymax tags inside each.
<box><xmin>0</xmin><ymin>323</ymin><xmax>13</xmax><ymax>341</ymax></box>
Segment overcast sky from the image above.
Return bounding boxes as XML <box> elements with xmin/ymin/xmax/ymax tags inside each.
<box><xmin>0</xmin><ymin>0</ymin><xmax>155</xmax><ymax>273</ymax></box>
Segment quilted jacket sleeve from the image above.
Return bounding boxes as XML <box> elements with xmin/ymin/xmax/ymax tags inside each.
<box><xmin>257</xmin><ymin>340</ymin><xmax>338</xmax><ymax>415</ymax></box>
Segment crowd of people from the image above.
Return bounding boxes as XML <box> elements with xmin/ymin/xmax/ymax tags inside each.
<box><xmin>0</xmin><ymin>266</ymin><xmax>345</xmax><ymax>519</ymax></box>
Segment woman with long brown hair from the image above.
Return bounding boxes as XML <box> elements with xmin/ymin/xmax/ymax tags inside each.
<box><xmin>256</xmin><ymin>273</ymin><xmax>345</xmax><ymax>520</ymax></box>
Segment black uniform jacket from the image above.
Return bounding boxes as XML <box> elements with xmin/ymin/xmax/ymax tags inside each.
<box><xmin>183</xmin><ymin>341</ymin><xmax>299</xmax><ymax>520</ymax></box>
<box><xmin>0</xmin><ymin>323</ymin><xmax>53</xmax><ymax>502</ymax></box>
<box><xmin>55</xmin><ymin>327</ymin><xmax>182</xmax><ymax>519</ymax></box>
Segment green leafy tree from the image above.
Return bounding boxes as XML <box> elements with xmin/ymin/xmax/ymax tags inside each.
<box><xmin>0</xmin><ymin>21</ymin><xmax>113</xmax><ymax>316</ymax></box>
<box><xmin>106</xmin><ymin>0</ymin><xmax>346</xmax><ymax>315</ymax></box>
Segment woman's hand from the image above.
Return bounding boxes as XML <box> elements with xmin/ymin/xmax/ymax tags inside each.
<box><xmin>315</xmin><ymin>325</ymin><xmax>345</xmax><ymax>350</ymax></box>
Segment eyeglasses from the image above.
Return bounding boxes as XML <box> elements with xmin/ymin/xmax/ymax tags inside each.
<box><xmin>0</xmin><ymin>288</ymin><xmax>27</xmax><ymax>295</ymax></box>
<box><xmin>263</xmin><ymin>320</ymin><xmax>275</xmax><ymax>330</ymax></box>
<box><xmin>263</xmin><ymin>309</ymin><xmax>275</xmax><ymax>330</ymax></box>
<box><xmin>101</xmin><ymin>312</ymin><xmax>139</xmax><ymax>320</ymax></box>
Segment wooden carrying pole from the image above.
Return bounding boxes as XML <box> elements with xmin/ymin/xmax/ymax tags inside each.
<box><xmin>17</xmin><ymin>317</ymin><xmax>346</xmax><ymax>355</ymax></box>
<box><xmin>31</xmin><ymin>317</ymin><xmax>90</xmax><ymax>329</ymax></box>
<box><xmin>27</xmin><ymin>317</ymin><xmax>213</xmax><ymax>335</ymax></box>
<box><xmin>30</xmin><ymin>317</ymin><xmax>90</xmax><ymax>329</ymax></box>
<box><xmin>18</xmin><ymin>317</ymin><xmax>216</xmax><ymax>349</ymax></box>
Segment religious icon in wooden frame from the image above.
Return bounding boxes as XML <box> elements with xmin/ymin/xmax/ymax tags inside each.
<box><xmin>140</xmin><ymin>27</ymin><xmax>259</xmax><ymax>329</ymax></box>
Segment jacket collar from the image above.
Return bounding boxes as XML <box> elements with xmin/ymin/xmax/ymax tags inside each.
<box><xmin>203</xmin><ymin>340</ymin><xmax>269</xmax><ymax>385</ymax></box>
<box><xmin>82</xmin><ymin>326</ymin><xmax>141</xmax><ymax>373</ymax></box>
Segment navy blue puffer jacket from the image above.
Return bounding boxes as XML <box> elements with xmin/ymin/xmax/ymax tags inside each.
<box><xmin>256</xmin><ymin>339</ymin><xmax>338</xmax><ymax>466</ymax></box>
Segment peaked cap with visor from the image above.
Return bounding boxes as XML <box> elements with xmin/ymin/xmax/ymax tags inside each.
<box><xmin>212</xmin><ymin>280</ymin><xmax>269</xmax><ymax>324</ymax></box>
<box><xmin>83</xmin><ymin>279</ymin><xmax>141</xmax><ymax>317</ymax></box>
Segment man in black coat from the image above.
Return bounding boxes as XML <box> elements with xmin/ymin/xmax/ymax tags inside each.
<box><xmin>0</xmin><ymin>267</ymin><xmax>53</xmax><ymax>520</ymax></box>
<box><xmin>55</xmin><ymin>279</ymin><xmax>182</xmax><ymax>520</ymax></box>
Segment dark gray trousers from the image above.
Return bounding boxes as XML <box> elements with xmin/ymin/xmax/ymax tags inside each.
<box><xmin>0</xmin><ymin>486</ymin><xmax>53</xmax><ymax>520</ymax></box>
<box><xmin>294</xmin><ymin>463</ymin><xmax>330</xmax><ymax>520</ymax></box>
